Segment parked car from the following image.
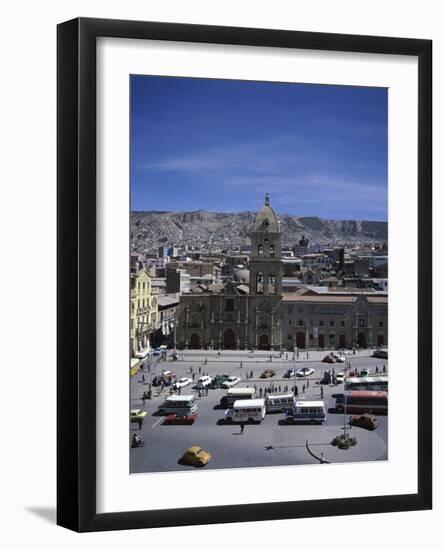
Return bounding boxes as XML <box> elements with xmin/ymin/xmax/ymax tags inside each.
<box><xmin>196</xmin><ymin>375</ymin><xmax>212</xmax><ymax>388</ymax></box>
<box><xmin>283</xmin><ymin>369</ymin><xmax>296</xmax><ymax>378</ymax></box>
<box><xmin>163</xmin><ymin>413</ymin><xmax>197</xmax><ymax>425</ymax></box>
<box><xmin>130</xmin><ymin>409</ymin><xmax>147</xmax><ymax>423</ymax></box>
<box><xmin>334</xmin><ymin>354</ymin><xmax>346</xmax><ymax>363</ymax></box>
<box><xmin>350</xmin><ymin>413</ymin><xmax>379</xmax><ymax>430</ymax></box>
<box><xmin>295</xmin><ymin>367</ymin><xmax>315</xmax><ymax>377</ymax></box>
<box><xmin>335</xmin><ymin>372</ymin><xmax>345</xmax><ymax>384</ymax></box>
<box><xmin>360</xmin><ymin>368</ymin><xmax>371</xmax><ymax>377</ymax></box>
<box><xmin>174</xmin><ymin>377</ymin><xmax>192</xmax><ymax>389</ymax></box>
<box><xmin>221</xmin><ymin>376</ymin><xmax>241</xmax><ymax>388</ymax></box>
<box><xmin>260</xmin><ymin>368</ymin><xmax>276</xmax><ymax>379</ymax></box>
<box><xmin>209</xmin><ymin>374</ymin><xmax>230</xmax><ymax>389</ymax></box>
<box><xmin>180</xmin><ymin>446</ymin><xmax>212</xmax><ymax>467</ymax></box>
<box><xmin>322</xmin><ymin>354</ymin><xmax>336</xmax><ymax>363</ymax></box>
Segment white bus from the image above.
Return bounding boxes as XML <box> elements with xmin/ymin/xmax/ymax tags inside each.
<box><xmin>158</xmin><ymin>395</ymin><xmax>198</xmax><ymax>415</ymax></box>
<box><xmin>225</xmin><ymin>399</ymin><xmax>266</xmax><ymax>424</ymax></box>
<box><xmin>220</xmin><ymin>387</ymin><xmax>256</xmax><ymax>408</ymax></box>
<box><xmin>285</xmin><ymin>400</ymin><xmax>326</xmax><ymax>425</ymax></box>
<box><xmin>344</xmin><ymin>376</ymin><xmax>388</xmax><ymax>392</ymax></box>
<box><xmin>265</xmin><ymin>393</ymin><xmax>294</xmax><ymax>413</ymax></box>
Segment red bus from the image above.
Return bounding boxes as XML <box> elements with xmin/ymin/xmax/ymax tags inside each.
<box><xmin>335</xmin><ymin>390</ymin><xmax>388</xmax><ymax>414</ymax></box>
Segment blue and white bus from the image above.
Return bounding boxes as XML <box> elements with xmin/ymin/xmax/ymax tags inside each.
<box><xmin>285</xmin><ymin>400</ymin><xmax>326</xmax><ymax>425</ymax></box>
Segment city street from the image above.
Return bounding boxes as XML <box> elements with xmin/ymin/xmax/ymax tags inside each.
<box><xmin>130</xmin><ymin>349</ymin><xmax>388</xmax><ymax>473</ymax></box>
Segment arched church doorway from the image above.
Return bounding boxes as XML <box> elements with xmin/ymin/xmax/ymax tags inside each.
<box><xmin>189</xmin><ymin>333</ymin><xmax>200</xmax><ymax>349</ymax></box>
<box><xmin>296</xmin><ymin>331</ymin><xmax>306</xmax><ymax>349</ymax></box>
<box><xmin>357</xmin><ymin>332</ymin><xmax>367</xmax><ymax>348</ymax></box>
<box><xmin>258</xmin><ymin>334</ymin><xmax>270</xmax><ymax>350</ymax></box>
<box><xmin>318</xmin><ymin>334</ymin><xmax>325</xmax><ymax>348</ymax></box>
<box><xmin>223</xmin><ymin>329</ymin><xmax>236</xmax><ymax>349</ymax></box>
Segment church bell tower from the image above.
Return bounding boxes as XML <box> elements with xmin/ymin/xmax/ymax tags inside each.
<box><xmin>249</xmin><ymin>193</ymin><xmax>282</xmax><ymax>296</ymax></box>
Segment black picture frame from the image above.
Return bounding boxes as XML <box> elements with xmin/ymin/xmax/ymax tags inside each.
<box><xmin>57</xmin><ymin>17</ymin><xmax>432</xmax><ymax>532</ymax></box>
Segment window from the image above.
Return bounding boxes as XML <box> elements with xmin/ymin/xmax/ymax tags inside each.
<box><xmin>256</xmin><ymin>272</ymin><xmax>264</xmax><ymax>294</ymax></box>
<box><xmin>298</xmin><ymin>320</ymin><xmax>304</xmax><ymax>326</ymax></box>
<box><xmin>288</xmin><ymin>334</ymin><xmax>292</xmax><ymax>340</ymax></box>
<box><xmin>226</xmin><ymin>299</ymin><xmax>234</xmax><ymax>311</ymax></box>
<box><xmin>309</xmin><ymin>334</ymin><xmax>314</xmax><ymax>340</ymax></box>
<box><xmin>319</xmin><ymin>320</ymin><xmax>324</xmax><ymax>327</ymax></box>
<box><xmin>258</xmin><ymin>245</ymin><xmax>263</xmax><ymax>257</ymax></box>
<box><xmin>288</xmin><ymin>320</ymin><xmax>292</xmax><ymax>325</ymax></box>
<box><xmin>378</xmin><ymin>321</ymin><xmax>384</xmax><ymax>327</ymax></box>
<box><xmin>329</xmin><ymin>333</ymin><xmax>335</xmax><ymax>345</ymax></box>
<box><xmin>359</xmin><ymin>318</ymin><xmax>365</xmax><ymax>327</ymax></box>
<box><xmin>330</xmin><ymin>320</ymin><xmax>335</xmax><ymax>327</ymax></box>
<box><xmin>269</xmin><ymin>244</ymin><xmax>275</xmax><ymax>258</ymax></box>
<box><xmin>341</xmin><ymin>321</ymin><xmax>345</xmax><ymax>327</ymax></box>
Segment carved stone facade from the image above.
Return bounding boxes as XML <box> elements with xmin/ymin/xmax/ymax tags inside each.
<box><xmin>175</xmin><ymin>194</ymin><xmax>283</xmax><ymax>350</ymax></box>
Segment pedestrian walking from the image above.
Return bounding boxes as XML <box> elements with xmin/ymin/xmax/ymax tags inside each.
<box><xmin>250</xmin><ymin>370</ymin><xmax>253</xmax><ymax>378</ymax></box>
<box><xmin>205</xmin><ymin>386</ymin><xmax>209</xmax><ymax>396</ymax></box>
<box><xmin>302</xmin><ymin>384</ymin><xmax>305</xmax><ymax>393</ymax></box>
<box><xmin>307</xmin><ymin>379</ymin><xmax>310</xmax><ymax>388</ymax></box>
<box><xmin>240</xmin><ymin>422</ymin><xmax>245</xmax><ymax>434</ymax></box>
<box><xmin>286</xmin><ymin>353</ymin><xmax>288</xmax><ymax>360</ymax></box>
<box><xmin>240</xmin><ymin>362</ymin><xmax>243</xmax><ymax>369</ymax></box>
<box><xmin>142</xmin><ymin>396</ymin><xmax>146</xmax><ymax>406</ymax></box>
<box><xmin>205</xmin><ymin>358</ymin><xmax>208</xmax><ymax>365</ymax></box>
<box><xmin>199</xmin><ymin>366</ymin><xmax>202</xmax><ymax>374</ymax></box>
<box><xmin>138</xmin><ymin>419</ymin><xmax>143</xmax><ymax>430</ymax></box>
<box><xmin>192</xmin><ymin>373</ymin><xmax>195</xmax><ymax>381</ymax></box>
<box><xmin>278</xmin><ymin>385</ymin><xmax>281</xmax><ymax>392</ymax></box>
<box><xmin>142</xmin><ymin>374</ymin><xmax>145</xmax><ymax>383</ymax></box>
<box><xmin>259</xmin><ymin>387</ymin><xmax>263</xmax><ymax>397</ymax></box>
<box><xmin>269</xmin><ymin>355</ymin><xmax>272</xmax><ymax>362</ymax></box>
<box><xmin>307</xmin><ymin>352</ymin><xmax>309</xmax><ymax>358</ymax></box>
<box><xmin>383</xmin><ymin>364</ymin><xmax>386</xmax><ymax>373</ymax></box>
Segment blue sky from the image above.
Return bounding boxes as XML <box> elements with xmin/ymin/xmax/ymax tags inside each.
<box><xmin>131</xmin><ymin>76</ymin><xmax>387</xmax><ymax>221</ymax></box>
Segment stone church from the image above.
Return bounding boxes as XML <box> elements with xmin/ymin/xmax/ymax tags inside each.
<box><xmin>175</xmin><ymin>193</ymin><xmax>283</xmax><ymax>350</ymax></box>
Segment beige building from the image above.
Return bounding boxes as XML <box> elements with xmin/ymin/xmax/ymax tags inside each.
<box><xmin>130</xmin><ymin>270</ymin><xmax>158</xmax><ymax>357</ymax></box>
<box><xmin>282</xmin><ymin>292</ymin><xmax>388</xmax><ymax>350</ymax></box>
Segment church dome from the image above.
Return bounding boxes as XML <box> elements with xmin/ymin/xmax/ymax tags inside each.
<box><xmin>253</xmin><ymin>193</ymin><xmax>280</xmax><ymax>233</ymax></box>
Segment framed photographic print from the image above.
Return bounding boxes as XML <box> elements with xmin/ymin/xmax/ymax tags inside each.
<box><xmin>57</xmin><ymin>17</ymin><xmax>432</xmax><ymax>532</ymax></box>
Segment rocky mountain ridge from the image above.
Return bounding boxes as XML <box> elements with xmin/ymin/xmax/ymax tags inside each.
<box><xmin>131</xmin><ymin>210</ymin><xmax>387</xmax><ymax>253</ymax></box>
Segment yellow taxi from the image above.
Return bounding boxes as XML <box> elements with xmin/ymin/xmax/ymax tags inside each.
<box><xmin>180</xmin><ymin>446</ymin><xmax>212</xmax><ymax>467</ymax></box>
<box><xmin>130</xmin><ymin>409</ymin><xmax>148</xmax><ymax>423</ymax></box>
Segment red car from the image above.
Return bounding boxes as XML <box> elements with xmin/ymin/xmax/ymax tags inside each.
<box><xmin>322</xmin><ymin>354</ymin><xmax>336</xmax><ymax>363</ymax></box>
<box><xmin>163</xmin><ymin>413</ymin><xmax>197</xmax><ymax>425</ymax></box>
<box><xmin>350</xmin><ymin>413</ymin><xmax>379</xmax><ymax>430</ymax></box>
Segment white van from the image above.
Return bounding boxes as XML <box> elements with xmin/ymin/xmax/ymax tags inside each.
<box><xmin>225</xmin><ymin>398</ymin><xmax>266</xmax><ymax>424</ymax></box>
<box><xmin>265</xmin><ymin>393</ymin><xmax>294</xmax><ymax>413</ymax></box>
<box><xmin>158</xmin><ymin>395</ymin><xmax>198</xmax><ymax>415</ymax></box>
<box><xmin>285</xmin><ymin>400</ymin><xmax>326</xmax><ymax>425</ymax></box>
<box><xmin>220</xmin><ymin>387</ymin><xmax>256</xmax><ymax>408</ymax></box>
